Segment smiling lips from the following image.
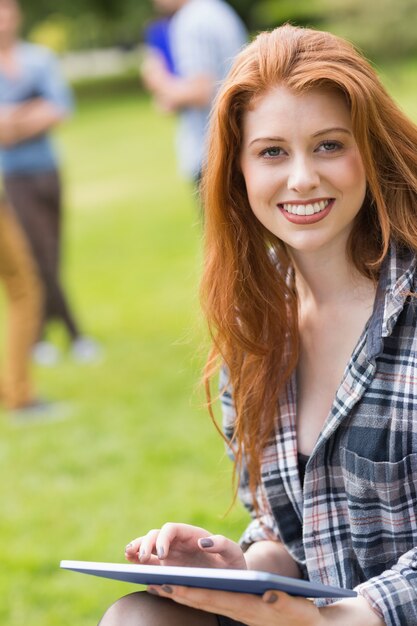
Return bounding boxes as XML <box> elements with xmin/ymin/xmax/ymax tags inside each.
<box><xmin>278</xmin><ymin>198</ymin><xmax>334</xmax><ymax>224</ymax></box>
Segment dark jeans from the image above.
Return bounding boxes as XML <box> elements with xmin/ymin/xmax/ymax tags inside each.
<box><xmin>4</xmin><ymin>169</ymin><xmax>80</xmax><ymax>340</ymax></box>
<box><xmin>217</xmin><ymin>616</ymin><xmax>245</xmax><ymax>625</ymax></box>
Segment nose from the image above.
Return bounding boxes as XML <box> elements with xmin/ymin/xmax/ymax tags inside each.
<box><xmin>287</xmin><ymin>156</ymin><xmax>320</xmax><ymax>193</ymax></box>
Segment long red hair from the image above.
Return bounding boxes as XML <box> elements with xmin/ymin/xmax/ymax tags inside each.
<box><xmin>200</xmin><ymin>24</ymin><xmax>417</xmax><ymax>503</ymax></box>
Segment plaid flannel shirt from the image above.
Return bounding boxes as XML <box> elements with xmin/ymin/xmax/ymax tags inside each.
<box><xmin>221</xmin><ymin>242</ymin><xmax>417</xmax><ymax>626</ymax></box>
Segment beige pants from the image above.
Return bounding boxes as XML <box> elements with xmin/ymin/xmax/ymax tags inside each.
<box><xmin>0</xmin><ymin>200</ymin><xmax>43</xmax><ymax>409</ymax></box>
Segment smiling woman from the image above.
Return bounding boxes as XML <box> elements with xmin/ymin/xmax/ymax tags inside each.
<box><xmin>98</xmin><ymin>24</ymin><xmax>417</xmax><ymax>626</ymax></box>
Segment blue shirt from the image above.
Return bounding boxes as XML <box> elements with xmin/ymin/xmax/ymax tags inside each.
<box><xmin>0</xmin><ymin>42</ymin><xmax>73</xmax><ymax>174</ymax></box>
<box><xmin>144</xmin><ymin>18</ymin><xmax>176</xmax><ymax>75</ymax></box>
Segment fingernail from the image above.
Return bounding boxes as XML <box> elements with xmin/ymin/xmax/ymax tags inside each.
<box><xmin>125</xmin><ymin>543</ymin><xmax>133</xmax><ymax>550</ymax></box>
<box><xmin>200</xmin><ymin>538</ymin><xmax>214</xmax><ymax>548</ymax></box>
<box><xmin>264</xmin><ymin>592</ymin><xmax>278</xmax><ymax>604</ymax></box>
<box><xmin>139</xmin><ymin>549</ymin><xmax>146</xmax><ymax>560</ymax></box>
<box><xmin>157</xmin><ymin>546</ymin><xmax>165</xmax><ymax>559</ymax></box>
<box><xmin>161</xmin><ymin>585</ymin><xmax>173</xmax><ymax>594</ymax></box>
<box><xmin>147</xmin><ymin>587</ymin><xmax>159</xmax><ymax>596</ymax></box>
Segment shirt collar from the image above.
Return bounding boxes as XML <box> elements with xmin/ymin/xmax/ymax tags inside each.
<box><xmin>366</xmin><ymin>240</ymin><xmax>417</xmax><ymax>361</ymax></box>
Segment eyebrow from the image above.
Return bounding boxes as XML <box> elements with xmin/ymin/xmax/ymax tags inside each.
<box><xmin>312</xmin><ymin>127</ymin><xmax>352</xmax><ymax>137</ymax></box>
<box><xmin>248</xmin><ymin>127</ymin><xmax>352</xmax><ymax>147</ymax></box>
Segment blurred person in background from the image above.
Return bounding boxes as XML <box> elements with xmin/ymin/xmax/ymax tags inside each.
<box><xmin>141</xmin><ymin>0</ymin><xmax>248</xmax><ymax>186</ymax></box>
<box><xmin>0</xmin><ymin>192</ymin><xmax>46</xmax><ymax>414</ymax></box>
<box><xmin>0</xmin><ymin>0</ymin><xmax>101</xmax><ymax>366</ymax></box>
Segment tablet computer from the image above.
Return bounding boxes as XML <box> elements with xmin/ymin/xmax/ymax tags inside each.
<box><xmin>60</xmin><ymin>560</ymin><xmax>356</xmax><ymax>599</ymax></box>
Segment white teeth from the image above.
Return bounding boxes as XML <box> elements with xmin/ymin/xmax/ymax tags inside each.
<box><xmin>281</xmin><ymin>199</ymin><xmax>330</xmax><ymax>215</ymax></box>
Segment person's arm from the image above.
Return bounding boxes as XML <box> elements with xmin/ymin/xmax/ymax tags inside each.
<box><xmin>149</xmin><ymin>577</ymin><xmax>386</xmax><ymax>626</ymax></box>
<box><xmin>245</xmin><ymin>542</ymin><xmax>386</xmax><ymax>624</ymax></box>
<box><xmin>0</xmin><ymin>46</ymin><xmax>74</xmax><ymax>147</ymax></box>
<box><xmin>214</xmin><ymin>370</ymin><xmax>387</xmax><ymax>624</ymax></box>
<box><xmin>244</xmin><ymin>539</ymin><xmax>303</xmax><ymax>579</ymax></box>
<box><xmin>0</xmin><ymin>98</ymin><xmax>68</xmax><ymax>146</ymax></box>
<box><xmin>352</xmin><ymin>546</ymin><xmax>417</xmax><ymax>626</ymax></box>
<box><xmin>124</xmin><ymin>521</ymin><xmax>385</xmax><ymax>625</ymax></box>
<box><xmin>320</xmin><ymin>596</ymin><xmax>386</xmax><ymax>625</ymax></box>
<box><xmin>141</xmin><ymin>50</ymin><xmax>214</xmax><ymax>112</ymax></box>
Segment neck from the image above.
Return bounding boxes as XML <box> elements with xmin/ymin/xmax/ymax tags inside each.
<box><xmin>289</xmin><ymin>241</ymin><xmax>374</xmax><ymax>309</ymax></box>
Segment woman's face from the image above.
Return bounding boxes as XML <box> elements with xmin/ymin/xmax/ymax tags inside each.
<box><xmin>240</xmin><ymin>85</ymin><xmax>367</xmax><ymax>257</ymax></box>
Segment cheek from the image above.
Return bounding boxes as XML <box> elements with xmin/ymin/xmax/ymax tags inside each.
<box><xmin>243</xmin><ymin>163</ymin><xmax>279</xmax><ymax>206</ymax></box>
<box><xmin>241</xmin><ymin>167</ymin><xmax>270</xmax><ymax>225</ymax></box>
<box><xmin>341</xmin><ymin>153</ymin><xmax>367</xmax><ymax>197</ymax></box>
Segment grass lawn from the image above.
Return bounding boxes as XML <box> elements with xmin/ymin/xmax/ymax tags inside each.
<box><xmin>0</xmin><ymin>92</ymin><xmax>247</xmax><ymax>625</ymax></box>
<box><xmin>0</xmin><ymin>58</ymin><xmax>417</xmax><ymax>625</ymax></box>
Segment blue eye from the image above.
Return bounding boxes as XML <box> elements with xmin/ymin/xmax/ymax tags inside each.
<box><xmin>260</xmin><ymin>146</ymin><xmax>285</xmax><ymax>158</ymax></box>
<box><xmin>318</xmin><ymin>141</ymin><xmax>342</xmax><ymax>152</ymax></box>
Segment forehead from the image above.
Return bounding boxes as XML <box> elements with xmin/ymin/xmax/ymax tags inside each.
<box><xmin>242</xmin><ymin>85</ymin><xmax>352</xmax><ymax>141</ymax></box>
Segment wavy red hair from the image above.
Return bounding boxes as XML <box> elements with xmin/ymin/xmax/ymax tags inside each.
<box><xmin>200</xmin><ymin>24</ymin><xmax>417</xmax><ymax>504</ymax></box>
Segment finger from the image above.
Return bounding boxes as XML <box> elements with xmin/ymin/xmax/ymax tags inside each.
<box><xmin>134</xmin><ymin>529</ymin><xmax>161</xmax><ymax>563</ymax></box>
<box><xmin>153</xmin><ymin>585</ymin><xmax>262</xmax><ymax>623</ymax></box>
<box><xmin>262</xmin><ymin>590</ymin><xmax>279</xmax><ymax>604</ymax></box>
<box><xmin>155</xmin><ymin>523</ymin><xmax>211</xmax><ymax>561</ymax></box>
<box><xmin>125</xmin><ymin>538</ymin><xmax>161</xmax><ymax>565</ymax></box>
<box><xmin>261</xmin><ymin>590</ymin><xmax>321</xmax><ymax>622</ymax></box>
<box><xmin>153</xmin><ymin>585</ymin><xmax>316</xmax><ymax>626</ymax></box>
<box><xmin>137</xmin><ymin>554</ymin><xmax>161</xmax><ymax>566</ymax></box>
<box><xmin>197</xmin><ymin>534</ymin><xmax>244</xmax><ymax>566</ymax></box>
<box><xmin>126</xmin><ymin>550</ymin><xmax>161</xmax><ymax>565</ymax></box>
<box><xmin>124</xmin><ymin>537</ymin><xmax>145</xmax><ymax>562</ymax></box>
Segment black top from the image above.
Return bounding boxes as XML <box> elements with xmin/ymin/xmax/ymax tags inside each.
<box><xmin>298</xmin><ymin>452</ymin><xmax>309</xmax><ymax>487</ymax></box>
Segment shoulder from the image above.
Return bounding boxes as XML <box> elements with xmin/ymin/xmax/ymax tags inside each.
<box><xmin>19</xmin><ymin>42</ymin><xmax>58</xmax><ymax>68</ymax></box>
<box><xmin>174</xmin><ymin>0</ymin><xmax>244</xmax><ymax>31</ymax></box>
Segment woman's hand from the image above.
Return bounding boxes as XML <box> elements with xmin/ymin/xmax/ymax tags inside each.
<box><xmin>147</xmin><ymin>584</ymin><xmax>325</xmax><ymax>626</ymax></box>
<box><xmin>146</xmin><ymin>585</ymin><xmax>386</xmax><ymax>626</ymax></box>
<box><xmin>125</xmin><ymin>522</ymin><xmax>247</xmax><ymax>570</ymax></box>
<box><xmin>140</xmin><ymin>52</ymin><xmax>177</xmax><ymax>112</ymax></box>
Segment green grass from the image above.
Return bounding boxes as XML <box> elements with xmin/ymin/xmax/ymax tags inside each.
<box><xmin>0</xmin><ymin>93</ymin><xmax>247</xmax><ymax>625</ymax></box>
<box><xmin>1</xmin><ymin>59</ymin><xmax>417</xmax><ymax>625</ymax></box>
